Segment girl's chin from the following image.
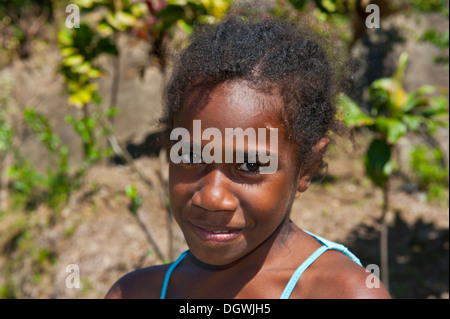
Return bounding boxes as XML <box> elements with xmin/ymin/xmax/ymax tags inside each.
<box><xmin>187</xmin><ymin>241</ymin><xmax>250</xmax><ymax>267</ymax></box>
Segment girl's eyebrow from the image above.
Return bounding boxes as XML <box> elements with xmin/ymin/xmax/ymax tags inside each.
<box><xmin>235</xmin><ymin>150</ymin><xmax>278</xmax><ymax>164</ymax></box>
<box><xmin>240</xmin><ymin>151</ymin><xmax>259</xmax><ymax>164</ymax></box>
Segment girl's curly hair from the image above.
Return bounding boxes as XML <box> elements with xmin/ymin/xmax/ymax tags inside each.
<box><xmin>160</xmin><ymin>15</ymin><xmax>346</xmax><ymax>170</ymax></box>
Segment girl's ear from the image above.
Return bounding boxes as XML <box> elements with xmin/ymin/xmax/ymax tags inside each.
<box><xmin>297</xmin><ymin>137</ymin><xmax>330</xmax><ymax>193</ymax></box>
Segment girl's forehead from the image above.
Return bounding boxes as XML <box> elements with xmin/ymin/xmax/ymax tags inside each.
<box><xmin>173</xmin><ymin>80</ymin><xmax>301</xmax><ymax>169</ymax></box>
<box><xmin>177</xmin><ymin>80</ymin><xmax>285</xmax><ymax>130</ymax></box>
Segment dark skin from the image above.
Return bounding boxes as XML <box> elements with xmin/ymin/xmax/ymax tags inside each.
<box><xmin>106</xmin><ymin>81</ymin><xmax>391</xmax><ymax>299</ymax></box>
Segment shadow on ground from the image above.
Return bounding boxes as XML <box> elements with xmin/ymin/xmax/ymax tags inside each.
<box><xmin>346</xmin><ymin>213</ymin><xmax>449</xmax><ymax>299</ymax></box>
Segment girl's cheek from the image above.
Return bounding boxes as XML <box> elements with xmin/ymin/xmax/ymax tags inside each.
<box><xmin>255</xmin><ymin>178</ymin><xmax>294</xmax><ymax>215</ymax></box>
<box><xmin>240</xmin><ymin>185</ymin><xmax>278</xmax><ymax>213</ymax></box>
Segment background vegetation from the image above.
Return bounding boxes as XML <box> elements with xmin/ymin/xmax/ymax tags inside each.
<box><xmin>0</xmin><ymin>0</ymin><xmax>448</xmax><ymax>299</ymax></box>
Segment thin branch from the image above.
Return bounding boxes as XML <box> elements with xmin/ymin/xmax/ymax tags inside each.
<box><xmin>134</xmin><ymin>209</ymin><xmax>166</xmax><ymax>262</ymax></box>
<box><xmin>109</xmin><ymin>33</ymin><xmax>121</xmax><ymax>124</ymax></box>
<box><xmin>100</xmin><ymin>116</ymin><xmax>171</xmax><ymax>262</ymax></box>
<box><xmin>379</xmin><ymin>176</ymin><xmax>390</xmax><ymax>293</ymax></box>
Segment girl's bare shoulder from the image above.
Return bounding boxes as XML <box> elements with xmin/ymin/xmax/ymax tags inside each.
<box><xmin>105</xmin><ymin>263</ymin><xmax>170</xmax><ymax>299</ymax></box>
<box><xmin>295</xmin><ymin>250</ymin><xmax>391</xmax><ymax>299</ymax></box>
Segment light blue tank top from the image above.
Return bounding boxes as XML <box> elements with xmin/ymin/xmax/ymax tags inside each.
<box><xmin>160</xmin><ymin>231</ymin><xmax>362</xmax><ymax>299</ymax></box>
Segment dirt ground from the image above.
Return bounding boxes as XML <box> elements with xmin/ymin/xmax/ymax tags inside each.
<box><xmin>0</xmin><ymin>132</ymin><xmax>447</xmax><ymax>299</ymax></box>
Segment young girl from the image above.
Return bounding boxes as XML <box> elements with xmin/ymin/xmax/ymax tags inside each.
<box><xmin>106</xmin><ymin>16</ymin><xmax>391</xmax><ymax>299</ymax></box>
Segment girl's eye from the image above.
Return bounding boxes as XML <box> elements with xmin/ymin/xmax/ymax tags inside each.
<box><xmin>238</xmin><ymin>162</ymin><xmax>261</xmax><ymax>173</ymax></box>
<box><xmin>180</xmin><ymin>150</ymin><xmax>203</xmax><ymax>164</ymax></box>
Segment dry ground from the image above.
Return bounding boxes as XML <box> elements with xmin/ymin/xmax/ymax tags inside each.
<box><xmin>1</xmin><ymin>133</ymin><xmax>447</xmax><ymax>299</ymax></box>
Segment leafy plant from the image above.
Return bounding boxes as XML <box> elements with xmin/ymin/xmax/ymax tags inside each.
<box><xmin>125</xmin><ymin>184</ymin><xmax>166</xmax><ymax>262</ymax></box>
<box><xmin>4</xmin><ymin>108</ymin><xmax>87</xmax><ymax>211</ymax></box>
<box><xmin>7</xmin><ymin>161</ymin><xmax>44</xmax><ymax>210</ymax></box>
<box><xmin>139</xmin><ymin>0</ymin><xmax>233</xmax><ymax>71</ymax></box>
<box><xmin>125</xmin><ymin>185</ymin><xmax>142</xmax><ymax>215</ymax></box>
<box><xmin>410</xmin><ymin>0</ymin><xmax>449</xmax><ymax>16</ymax></box>
<box><xmin>58</xmin><ymin>22</ymin><xmax>117</xmax><ymax>109</ymax></box>
<box><xmin>64</xmin><ymin>106</ymin><xmax>118</xmax><ymax>166</ymax></box>
<box><xmin>17</xmin><ymin>109</ymin><xmax>80</xmax><ymax>210</ymax></box>
<box><xmin>420</xmin><ymin>28</ymin><xmax>449</xmax><ymax>67</ymax></box>
<box><xmin>410</xmin><ymin>145</ymin><xmax>449</xmax><ymax>204</ymax></box>
<box><xmin>58</xmin><ymin>9</ymin><xmax>126</xmax><ymax>164</ymax></box>
<box><xmin>0</xmin><ymin>109</ymin><xmax>13</xmax><ymax>154</ymax></box>
<box><xmin>339</xmin><ymin>52</ymin><xmax>449</xmax><ymax>291</ymax></box>
<box><xmin>340</xmin><ymin>52</ymin><xmax>448</xmax><ymax>186</ymax></box>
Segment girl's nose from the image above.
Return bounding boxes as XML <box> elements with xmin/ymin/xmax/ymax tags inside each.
<box><xmin>192</xmin><ymin>169</ymin><xmax>237</xmax><ymax>212</ymax></box>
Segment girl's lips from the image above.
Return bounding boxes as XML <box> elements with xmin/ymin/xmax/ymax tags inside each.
<box><xmin>190</xmin><ymin>223</ymin><xmax>243</xmax><ymax>244</ymax></box>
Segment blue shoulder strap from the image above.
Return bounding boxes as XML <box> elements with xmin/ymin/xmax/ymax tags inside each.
<box><xmin>279</xmin><ymin>231</ymin><xmax>362</xmax><ymax>299</ymax></box>
<box><xmin>160</xmin><ymin>233</ymin><xmax>361</xmax><ymax>299</ymax></box>
<box><xmin>160</xmin><ymin>250</ymin><xmax>190</xmax><ymax>299</ymax></box>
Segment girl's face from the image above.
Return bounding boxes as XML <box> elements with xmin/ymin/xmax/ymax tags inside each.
<box><xmin>169</xmin><ymin>81</ymin><xmax>311</xmax><ymax>266</ymax></box>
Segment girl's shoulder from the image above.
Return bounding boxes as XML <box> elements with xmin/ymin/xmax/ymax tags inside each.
<box><xmin>105</xmin><ymin>263</ymin><xmax>171</xmax><ymax>299</ymax></box>
<box><xmin>293</xmin><ymin>249</ymin><xmax>391</xmax><ymax>299</ymax></box>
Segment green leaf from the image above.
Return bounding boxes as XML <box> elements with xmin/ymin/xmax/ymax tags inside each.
<box><xmin>63</xmin><ymin>54</ymin><xmax>84</xmax><ymax>67</ymax></box>
<box><xmin>131</xmin><ymin>3</ymin><xmax>148</xmax><ymax>17</ymax></box>
<box><xmin>364</xmin><ymin>139</ymin><xmax>392</xmax><ymax>188</ymax></box>
<box><xmin>75</xmin><ymin>0</ymin><xmax>96</xmax><ymax>8</ymax></box>
<box><xmin>402</xmin><ymin>85</ymin><xmax>440</xmax><ymax>113</ymax></box>
<box><xmin>97</xmin><ymin>22</ymin><xmax>114</xmax><ymax>37</ymax></box>
<box><xmin>394</xmin><ymin>52</ymin><xmax>408</xmax><ymax>84</ymax></box>
<box><xmin>321</xmin><ymin>0</ymin><xmax>337</xmax><ymax>12</ymax></box>
<box><xmin>75</xmin><ymin>0</ymin><xmax>109</xmax><ymax>10</ymax></box>
<box><xmin>134</xmin><ymin>196</ymin><xmax>142</xmax><ymax>206</ymax></box>
<box><xmin>177</xmin><ymin>19</ymin><xmax>194</xmax><ymax>34</ymax></box>
<box><xmin>74</xmin><ymin>61</ymin><xmax>92</xmax><ymax>74</ymax></box>
<box><xmin>428</xmin><ymin>96</ymin><xmax>449</xmax><ymax>115</ymax></box>
<box><xmin>157</xmin><ymin>5</ymin><xmax>187</xmax><ymax>31</ymax></box>
<box><xmin>115</xmin><ymin>11</ymin><xmax>138</xmax><ymax>27</ymax></box>
<box><xmin>125</xmin><ymin>185</ymin><xmax>138</xmax><ymax>199</ymax></box>
<box><xmin>87</xmin><ymin>67</ymin><xmax>102</xmax><ymax>78</ymax></box>
<box><xmin>106</xmin><ymin>107</ymin><xmax>120</xmax><ymax>118</ymax></box>
<box><xmin>125</xmin><ymin>185</ymin><xmax>141</xmax><ymax>214</ymax></box>
<box><xmin>106</xmin><ymin>12</ymin><xmax>125</xmax><ymax>31</ymax></box>
<box><xmin>401</xmin><ymin>114</ymin><xmax>422</xmax><ymax>132</ymax></box>
<box><xmin>60</xmin><ymin>47</ymin><xmax>79</xmax><ymax>57</ymax></box>
<box><xmin>375</xmin><ymin>117</ymin><xmax>408</xmax><ymax>144</ymax></box>
<box><xmin>337</xmin><ymin>94</ymin><xmax>374</xmax><ymax>127</ymax></box>
<box><xmin>167</xmin><ymin>0</ymin><xmax>188</xmax><ymax>5</ymax></box>
<box><xmin>369</xmin><ymin>78</ymin><xmax>395</xmax><ymax>114</ymax></box>
<box><xmin>402</xmin><ymin>94</ymin><xmax>429</xmax><ymax>113</ymax></box>
<box><xmin>58</xmin><ymin>30</ymin><xmax>74</xmax><ymax>47</ymax></box>
<box><xmin>413</xmin><ymin>84</ymin><xmax>436</xmax><ymax>96</ymax></box>
<box><xmin>68</xmin><ymin>89</ymin><xmax>91</xmax><ymax>108</ymax></box>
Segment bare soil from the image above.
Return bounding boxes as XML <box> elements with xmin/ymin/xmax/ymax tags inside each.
<box><xmin>1</xmin><ymin>133</ymin><xmax>447</xmax><ymax>299</ymax></box>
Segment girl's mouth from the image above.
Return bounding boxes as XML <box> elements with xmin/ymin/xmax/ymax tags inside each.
<box><xmin>190</xmin><ymin>223</ymin><xmax>243</xmax><ymax>244</ymax></box>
